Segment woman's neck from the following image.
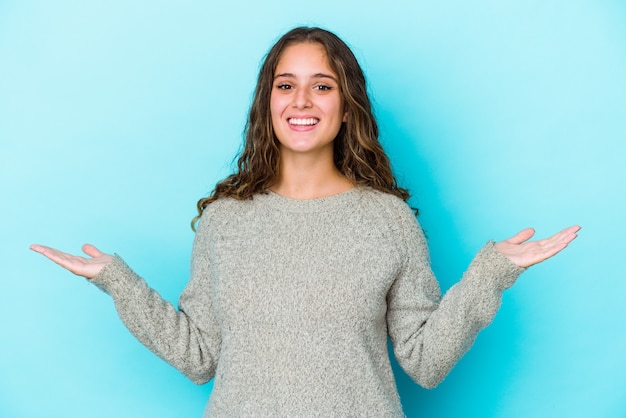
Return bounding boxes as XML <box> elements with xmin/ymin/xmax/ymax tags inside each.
<box><xmin>271</xmin><ymin>153</ymin><xmax>354</xmax><ymax>200</ymax></box>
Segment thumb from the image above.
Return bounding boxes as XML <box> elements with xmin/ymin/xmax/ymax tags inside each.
<box><xmin>82</xmin><ymin>243</ymin><xmax>104</xmax><ymax>258</ymax></box>
<box><xmin>507</xmin><ymin>228</ymin><xmax>535</xmax><ymax>245</ymax></box>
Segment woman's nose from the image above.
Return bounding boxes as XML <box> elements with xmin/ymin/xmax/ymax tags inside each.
<box><xmin>292</xmin><ymin>87</ymin><xmax>312</xmax><ymax>109</ymax></box>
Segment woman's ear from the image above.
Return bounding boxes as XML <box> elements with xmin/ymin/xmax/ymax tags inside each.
<box><xmin>343</xmin><ymin>111</ymin><xmax>348</xmax><ymax>122</ymax></box>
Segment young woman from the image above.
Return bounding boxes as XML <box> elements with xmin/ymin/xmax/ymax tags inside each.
<box><xmin>31</xmin><ymin>27</ymin><xmax>580</xmax><ymax>417</ymax></box>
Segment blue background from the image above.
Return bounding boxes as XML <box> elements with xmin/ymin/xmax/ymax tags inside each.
<box><xmin>2</xmin><ymin>1</ymin><xmax>625</xmax><ymax>417</ymax></box>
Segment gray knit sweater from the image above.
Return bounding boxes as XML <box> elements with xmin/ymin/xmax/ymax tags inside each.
<box><xmin>91</xmin><ymin>186</ymin><xmax>524</xmax><ymax>417</ymax></box>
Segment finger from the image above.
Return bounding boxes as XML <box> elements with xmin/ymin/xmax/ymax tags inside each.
<box><xmin>30</xmin><ymin>245</ymin><xmax>78</xmax><ymax>270</ymax></box>
<box><xmin>507</xmin><ymin>228</ymin><xmax>535</xmax><ymax>245</ymax></box>
<box><xmin>554</xmin><ymin>230</ymin><xmax>579</xmax><ymax>247</ymax></box>
<box><xmin>540</xmin><ymin>238</ymin><xmax>572</xmax><ymax>260</ymax></box>
<box><xmin>30</xmin><ymin>243</ymin><xmax>61</xmax><ymax>255</ymax></box>
<box><xmin>555</xmin><ymin>225</ymin><xmax>581</xmax><ymax>239</ymax></box>
<box><xmin>30</xmin><ymin>244</ymin><xmax>47</xmax><ymax>254</ymax></box>
<box><xmin>530</xmin><ymin>227</ymin><xmax>580</xmax><ymax>265</ymax></box>
<box><xmin>30</xmin><ymin>244</ymin><xmax>65</xmax><ymax>260</ymax></box>
<box><xmin>82</xmin><ymin>243</ymin><xmax>103</xmax><ymax>258</ymax></box>
<box><xmin>542</xmin><ymin>225</ymin><xmax>581</xmax><ymax>247</ymax></box>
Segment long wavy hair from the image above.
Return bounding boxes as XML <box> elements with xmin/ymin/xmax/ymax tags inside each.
<box><xmin>192</xmin><ymin>27</ymin><xmax>411</xmax><ymax>230</ymax></box>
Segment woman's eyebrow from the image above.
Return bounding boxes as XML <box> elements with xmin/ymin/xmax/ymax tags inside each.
<box><xmin>274</xmin><ymin>72</ymin><xmax>338</xmax><ymax>82</ymax></box>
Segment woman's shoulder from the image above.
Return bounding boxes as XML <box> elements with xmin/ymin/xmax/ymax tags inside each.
<box><xmin>356</xmin><ymin>187</ymin><xmax>416</xmax><ymax>218</ymax></box>
<box><xmin>354</xmin><ymin>188</ymin><xmax>424</xmax><ymax>258</ymax></box>
<box><xmin>350</xmin><ymin>187</ymin><xmax>422</xmax><ymax>244</ymax></box>
<box><xmin>195</xmin><ymin>195</ymin><xmax>257</xmax><ymax>232</ymax></box>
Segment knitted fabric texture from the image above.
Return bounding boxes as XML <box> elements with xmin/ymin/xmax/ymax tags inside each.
<box><xmin>91</xmin><ymin>187</ymin><xmax>524</xmax><ymax>417</ymax></box>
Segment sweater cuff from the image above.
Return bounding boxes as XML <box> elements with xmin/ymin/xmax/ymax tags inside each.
<box><xmin>470</xmin><ymin>241</ymin><xmax>526</xmax><ymax>291</ymax></box>
<box><xmin>89</xmin><ymin>254</ymin><xmax>142</xmax><ymax>299</ymax></box>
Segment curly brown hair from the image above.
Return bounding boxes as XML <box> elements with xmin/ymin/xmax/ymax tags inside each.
<box><xmin>192</xmin><ymin>27</ymin><xmax>411</xmax><ymax>230</ymax></box>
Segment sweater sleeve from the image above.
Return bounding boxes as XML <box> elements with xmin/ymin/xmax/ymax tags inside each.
<box><xmin>386</xmin><ymin>204</ymin><xmax>524</xmax><ymax>389</ymax></box>
<box><xmin>89</xmin><ymin>213</ymin><xmax>221</xmax><ymax>385</ymax></box>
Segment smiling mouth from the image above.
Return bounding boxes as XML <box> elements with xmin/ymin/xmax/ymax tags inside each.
<box><xmin>288</xmin><ymin>118</ymin><xmax>319</xmax><ymax>126</ymax></box>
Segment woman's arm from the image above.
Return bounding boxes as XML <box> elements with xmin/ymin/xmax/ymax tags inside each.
<box><xmin>386</xmin><ymin>205</ymin><xmax>579</xmax><ymax>388</ymax></box>
<box><xmin>30</xmin><ymin>215</ymin><xmax>221</xmax><ymax>384</ymax></box>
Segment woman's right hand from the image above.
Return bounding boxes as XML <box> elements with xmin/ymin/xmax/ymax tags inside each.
<box><xmin>30</xmin><ymin>243</ymin><xmax>113</xmax><ymax>279</ymax></box>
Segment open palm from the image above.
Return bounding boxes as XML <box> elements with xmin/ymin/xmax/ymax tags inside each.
<box><xmin>30</xmin><ymin>243</ymin><xmax>113</xmax><ymax>279</ymax></box>
<box><xmin>495</xmin><ymin>225</ymin><xmax>580</xmax><ymax>268</ymax></box>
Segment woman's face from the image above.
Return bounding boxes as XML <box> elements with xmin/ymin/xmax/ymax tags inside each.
<box><xmin>270</xmin><ymin>42</ymin><xmax>346</xmax><ymax>160</ymax></box>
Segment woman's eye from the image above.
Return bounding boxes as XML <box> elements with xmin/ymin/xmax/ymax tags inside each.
<box><xmin>315</xmin><ymin>85</ymin><xmax>332</xmax><ymax>91</ymax></box>
<box><xmin>276</xmin><ymin>84</ymin><xmax>292</xmax><ymax>90</ymax></box>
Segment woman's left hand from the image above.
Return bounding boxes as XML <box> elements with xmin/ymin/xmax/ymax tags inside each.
<box><xmin>494</xmin><ymin>225</ymin><xmax>581</xmax><ymax>268</ymax></box>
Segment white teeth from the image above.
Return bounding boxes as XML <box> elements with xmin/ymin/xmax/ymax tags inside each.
<box><xmin>289</xmin><ymin>118</ymin><xmax>318</xmax><ymax>126</ymax></box>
